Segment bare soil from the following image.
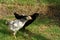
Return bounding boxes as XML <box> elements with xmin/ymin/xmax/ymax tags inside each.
<box><xmin>0</xmin><ymin>4</ymin><xmax>60</xmax><ymax>20</ymax></box>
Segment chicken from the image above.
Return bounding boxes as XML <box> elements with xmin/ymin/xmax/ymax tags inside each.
<box><xmin>14</xmin><ymin>12</ymin><xmax>39</xmax><ymax>30</ymax></box>
<box><xmin>7</xmin><ymin>15</ymin><xmax>32</xmax><ymax>38</ymax></box>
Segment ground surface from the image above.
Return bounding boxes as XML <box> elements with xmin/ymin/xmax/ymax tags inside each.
<box><xmin>0</xmin><ymin>0</ymin><xmax>60</xmax><ymax>40</ymax></box>
<box><xmin>0</xmin><ymin>16</ymin><xmax>60</xmax><ymax>40</ymax></box>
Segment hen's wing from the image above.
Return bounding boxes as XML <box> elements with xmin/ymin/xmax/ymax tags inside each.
<box><xmin>14</xmin><ymin>12</ymin><xmax>26</xmax><ymax>19</ymax></box>
<box><xmin>21</xmin><ymin>13</ymin><xmax>39</xmax><ymax>29</ymax></box>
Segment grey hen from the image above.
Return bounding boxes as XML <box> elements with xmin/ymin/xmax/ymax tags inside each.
<box><xmin>7</xmin><ymin>16</ymin><xmax>32</xmax><ymax>38</ymax></box>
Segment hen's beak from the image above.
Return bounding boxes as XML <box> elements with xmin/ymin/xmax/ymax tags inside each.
<box><xmin>26</xmin><ymin>16</ymin><xmax>32</xmax><ymax>20</ymax></box>
<box><xmin>28</xmin><ymin>16</ymin><xmax>32</xmax><ymax>20</ymax></box>
<box><xmin>28</xmin><ymin>16</ymin><xmax>32</xmax><ymax>19</ymax></box>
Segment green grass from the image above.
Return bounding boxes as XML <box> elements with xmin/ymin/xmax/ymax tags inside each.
<box><xmin>0</xmin><ymin>0</ymin><xmax>37</xmax><ymax>5</ymax></box>
<box><xmin>0</xmin><ymin>0</ymin><xmax>60</xmax><ymax>5</ymax></box>
<box><xmin>39</xmin><ymin>0</ymin><xmax>60</xmax><ymax>5</ymax></box>
<box><xmin>0</xmin><ymin>0</ymin><xmax>60</xmax><ymax>40</ymax></box>
<box><xmin>0</xmin><ymin>16</ymin><xmax>60</xmax><ymax>40</ymax></box>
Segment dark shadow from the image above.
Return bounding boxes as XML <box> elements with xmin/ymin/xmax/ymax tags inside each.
<box><xmin>36</xmin><ymin>0</ymin><xmax>60</xmax><ymax>23</ymax></box>
<box><xmin>47</xmin><ymin>5</ymin><xmax>60</xmax><ymax>27</ymax></box>
<box><xmin>0</xmin><ymin>19</ymin><xmax>8</xmax><ymax>29</ymax></box>
<box><xmin>0</xmin><ymin>29</ymin><xmax>11</xmax><ymax>36</ymax></box>
<box><xmin>47</xmin><ymin>5</ymin><xmax>60</xmax><ymax>18</ymax></box>
<box><xmin>0</xmin><ymin>19</ymin><xmax>11</xmax><ymax>36</ymax></box>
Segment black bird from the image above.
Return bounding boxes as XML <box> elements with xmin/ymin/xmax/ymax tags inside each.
<box><xmin>21</xmin><ymin>13</ymin><xmax>39</xmax><ymax>29</ymax></box>
<box><xmin>14</xmin><ymin>12</ymin><xmax>39</xmax><ymax>30</ymax></box>
<box><xmin>14</xmin><ymin>12</ymin><xmax>26</xmax><ymax>19</ymax></box>
<box><xmin>7</xmin><ymin>15</ymin><xmax>32</xmax><ymax>38</ymax></box>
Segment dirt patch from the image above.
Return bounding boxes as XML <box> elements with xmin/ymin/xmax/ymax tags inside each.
<box><xmin>38</xmin><ymin>25</ymin><xmax>48</xmax><ymax>32</ymax></box>
<box><xmin>0</xmin><ymin>3</ymin><xmax>60</xmax><ymax>20</ymax></box>
<box><xmin>0</xmin><ymin>4</ymin><xmax>48</xmax><ymax>16</ymax></box>
<box><xmin>47</xmin><ymin>4</ymin><xmax>60</xmax><ymax>19</ymax></box>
